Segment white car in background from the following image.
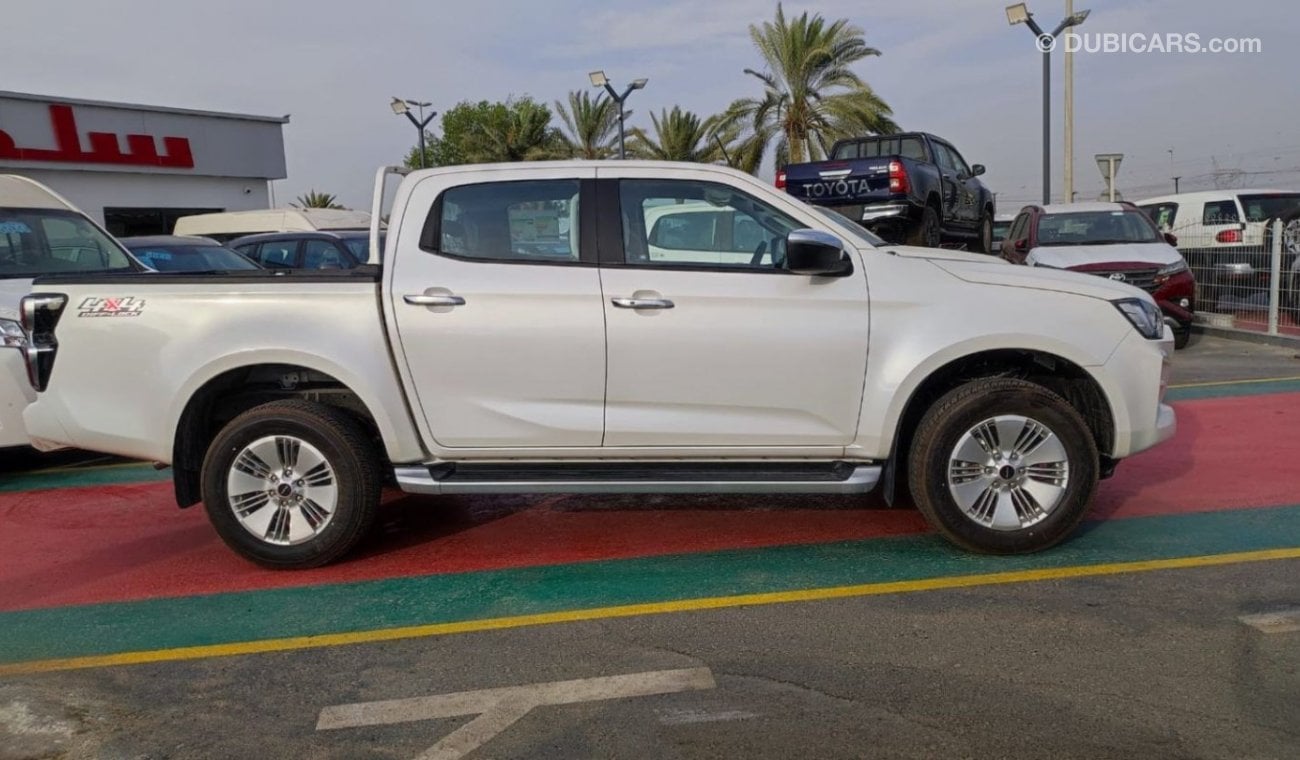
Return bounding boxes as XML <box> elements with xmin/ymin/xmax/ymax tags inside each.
<box><xmin>0</xmin><ymin>175</ymin><xmax>139</xmax><ymax>450</ymax></box>
<box><xmin>1137</xmin><ymin>189</ymin><xmax>1300</xmax><ymax>312</ymax></box>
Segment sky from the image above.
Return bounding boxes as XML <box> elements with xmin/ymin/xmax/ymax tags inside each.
<box><xmin>2</xmin><ymin>0</ymin><xmax>1296</xmax><ymax>211</ymax></box>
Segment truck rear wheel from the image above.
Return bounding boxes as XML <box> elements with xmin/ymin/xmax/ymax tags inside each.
<box><xmin>907</xmin><ymin>205</ymin><xmax>942</xmax><ymax>248</ymax></box>
<box><xmin>200</xmin><ymin>400</ymin><xmax>381</xmax><ymax>569</ymax></box>
<box><xmin>908</xmin><ymin>378</ymin><xmax>1098</xmax><ymax>554</ymax></box>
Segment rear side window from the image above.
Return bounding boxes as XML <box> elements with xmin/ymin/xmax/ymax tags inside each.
<box><xmin>1202</xmin><ymin>200</ymin><xmax>1240</xmax><ymax>224</ymax></box>
<box><xmin>1141</xmin><ymin>203</ymin><xmax>1178</xmax><ymax>229</ymax></box>
<box><xmin>430</xmin><ymin>180</ymin><xmax>580</xmax><ymax>263</ymax></box>
<box><xmin>256</xmin><ymin>240</ymin><xmax>298</xmax><ymax>268</ymax></box>
<box><xmin>302</xmin><ymin>239</ymin><xmax>349</xmax><ymax>269</ymax></box>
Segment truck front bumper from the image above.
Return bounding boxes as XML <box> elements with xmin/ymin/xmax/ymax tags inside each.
<box><xmin>1099</xmin><ymin>327</ymin><xmax>1177</xmax><ymax>459</ymax></box>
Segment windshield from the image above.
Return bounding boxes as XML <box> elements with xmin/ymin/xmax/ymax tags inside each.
<box><xmin>1036</xmin><ymin>210</ymin><xmax>1162</xmax><ymax>246</ymax></box>
<box><xmin>810</xmin><ymin>206</ymin><xmax>886</xmax><ymax>247</ymax></box>
<box><xmin>126</xmin><ymin>243</ymin><xmax>260</xmax><ymax>272</ymax></box>
<box><xmin>0</xmin><ymin>208</ymin><xmax>135</xmax><ymax>279</ymax></box>
<box><xmin>341</xmin><ymin>234</ymin><xmax>385</xmax><ymax>261</ymax></box>
<box><xmin>1238</xmin><ymin>194</ymin><xmax>1300</xmax><ymax>223</ymax></box>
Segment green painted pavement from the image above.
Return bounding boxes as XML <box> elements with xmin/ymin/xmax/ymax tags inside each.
<box><xmin>0</xmin><ymin>463</ymin><xmax>169</xmax><ymax>494</ymax></box>
<box><xmin>2</xmin><ymin>504</ymin><xmax>1299</xmax><ymax>665</ymax></box>
<box><xmin>1166</xmin><ymin>378</ymin><xmax>1300</xmax><ymax>402</ymax></box>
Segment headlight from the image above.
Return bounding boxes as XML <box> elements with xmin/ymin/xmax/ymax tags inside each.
<box><xmin>0</xmin><ymin>318</ymin><xmax>26</xmax><ymax>349</ymax></box>
<box><xmin>1156</xmin><ymin>259</ymin><xmax>1188</xmax><ymax>277</ymax></box>
<box><xmin>1114</xmin><ymin>298</ymin><xmax>1164</xmax><ymax>340</ymax></box>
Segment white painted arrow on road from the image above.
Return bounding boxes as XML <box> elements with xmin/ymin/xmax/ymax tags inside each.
<box><xmin>317</xmin><ymin>667</ymin><xmax>716</xmax><ymax>760</ymax></box>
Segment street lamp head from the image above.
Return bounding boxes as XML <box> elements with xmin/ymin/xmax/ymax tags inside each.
<box><xmin>1065</xmin><ymin>8</ymin><xmax>1090</xmax><ymax>27</ymax></box>
<box><xmin>589</xmin><ymin>70</ymin><xmax>609</xmax><ymax>87</ymax></box>
<box><xmin>630</xmin><ymin>78</ymin><xmax>648</xmax><ymax>90</ymax></box>
<box><xmin>1005</xmin><ymin>3</ymin><xmax>1030</xmax><ymax>25</ymax></box>
<box><xmin>390</xmin><ymin>97</ymin><xmax>408</xmax><ymax>115</ymax></box>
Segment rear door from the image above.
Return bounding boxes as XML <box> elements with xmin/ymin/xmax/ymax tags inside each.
<box><xmin>387</xmin><ymin>166</ymin><xmax>606</xmax><ymax>449</ymax></box>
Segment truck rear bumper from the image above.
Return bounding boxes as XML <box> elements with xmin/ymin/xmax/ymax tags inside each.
<box><xmin>860</xmin><ymin>204</ymin><xmax>914</xmax><ymax>222</ymax></box>
<box><xmin>0</xmin><ymin>349</ymin><xmax>35</xmax><ymax>449</ymax></box>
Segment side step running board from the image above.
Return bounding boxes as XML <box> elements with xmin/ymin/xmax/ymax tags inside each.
<box><xmin>393</xmin><ymin>461</ymin><xmax>882</xmax><ymax>496</ymax></box>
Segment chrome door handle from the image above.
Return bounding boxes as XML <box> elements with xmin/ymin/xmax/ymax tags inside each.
<box><xmin>404</xmin><ymin>294</ymin><xmax>465</xmax><ymax>307</ymax></box>
<box><xmin>611</xmin><ymin>297</ymin><xmax>674</xmax><ymax>310</ymax></box>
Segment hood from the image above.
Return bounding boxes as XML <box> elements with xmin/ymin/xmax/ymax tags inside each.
<box><xmin>929</xmin><ymin>256</ymin><xmax>1148</xmax><ymax>302</ymax></box>
<box><xmin>880</xmin><ymin>245</ymin><xmax>1010</xmax><ymax>265</ymax></box>
<box><xmin>0</xmin><ymin>278</ymin><xmax>32</xmax><ymax>321</ymax></box>
<box><xmin>1027</xmin><ymin>242</ymin><xmax>1181</xmax><ymax>270</ymax></box>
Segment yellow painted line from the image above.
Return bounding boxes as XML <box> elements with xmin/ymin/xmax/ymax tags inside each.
<box><xmin>3</xmin><ymin>546</ymin><xmax>1298</xmax><ymax>677</ymax></box>
<box><xmin>1170</xmin><ymin>375</ymin><xmax>1300</xmax><ymax>389</ymax></box>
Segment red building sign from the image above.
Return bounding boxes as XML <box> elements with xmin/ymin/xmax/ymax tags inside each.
<box><xmin>0</xmin><ymin>104</ymin><xmax>195</xmax><ymax>169</ymax></box>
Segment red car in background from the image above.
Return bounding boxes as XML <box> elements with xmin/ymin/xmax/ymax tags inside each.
<box><xmin>1001</xmin><ymin>202</ymin><xmax>1195</xmax><ymax>348</ymax></box>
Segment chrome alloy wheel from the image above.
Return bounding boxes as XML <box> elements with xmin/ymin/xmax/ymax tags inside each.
<box><xmin>947</xmin><ymin>415</ymin><xmax>1070</xmax><ymax>531</ymax></box>
<box><xmin>226</xmin><ymin>435</ymin><xmax>338</xmax><ymax>545</ymax></box>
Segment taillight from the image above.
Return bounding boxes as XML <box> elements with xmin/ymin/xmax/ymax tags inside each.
<box><xmin>19</xmin><ymin>293</ymin><xmax>68</xmax><ymax>392</ymax></box>
<box><xmin>1215</xmin><ymin>229</ymin><xmax>1242</xmax><ymax>243</ymax></box>
<box><xmin>775</xmin><ymin>170</ymin><xmax>787</xmax><ymax>190</ymax></box>
<box><xmin>888</xmin><ymin>160</ymin><xmax>910</xmax><ymax>194</ymax></box>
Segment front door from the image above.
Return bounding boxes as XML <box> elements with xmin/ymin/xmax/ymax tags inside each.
<box><xmin>388</xmin><ymin>168</ymin><xmax>606</xmax><ymax>449</ymax></box>
<box><xmin>597</xmin><ymin>173</ymin><xmax>871</xmax><ymax>447</ymax></box>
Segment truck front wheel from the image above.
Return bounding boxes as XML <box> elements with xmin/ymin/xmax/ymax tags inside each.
<box><xmin>907</xmin><ymin>205</ymin><xmax>942</xmax><ymax>248</ymax></box>
<box><xmin>908</xmin><ymin>378</ymin><xmax>1098</xmax><ymax>554</ymax></box>
<box><xmin>200</xmin><ymin>400</ymin><xmax>381</xmax><ymax>569</ymax></box>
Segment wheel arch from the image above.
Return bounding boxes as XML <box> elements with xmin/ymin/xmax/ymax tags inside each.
<box><xmin>878</xmin><ymin>347</ymin><xmax>1116</xmax><ymax>503</ymax></box>
<box><xmin>170</xmin><ymin>351</ymin><xmax>422</xmax><ymax>507</ymax></box>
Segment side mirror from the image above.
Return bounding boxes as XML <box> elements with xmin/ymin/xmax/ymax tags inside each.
<box><xmin>1163</xmin><ymin>232</ymin><xmax>1178</xmax><ymax>246</ymax></box>
<box><xmin>1013</xmin><ymin>238</ymin><xmax>1028</xmax><ymax>253</ymax></box>
<box><xmin>785</xmin><ymin>229</ymin><xmax>852</xmax><ymax>276</ymax></box>
<box><xmin>970</xmin><ymin>164</ymin><xmax>986</xmax><ymax>178</ymax></box>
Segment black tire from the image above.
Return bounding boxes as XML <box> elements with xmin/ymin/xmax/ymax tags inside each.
<box><xmin>907</xmin><ymin>378</ymin><xmax>1099</xmax><ymax>554</ymax></box>
<box><xmin>906</xmin><ymin>204</ymin><xmax>942</xmax><ymax>248</ymax></box>
<box><xmin>977</xmin><ymin>212</ymin><xmax>994</xmax><ymax>254</ymax></box>
<box><xmin>1173</xmin><ymin>323</ymin><xmax>1191</xmax><ymax>350</ymax></box>
<box><xmin>201</xmin><ymin>400</ymin><xmax>381</xmax><ymax>569</ymax></box>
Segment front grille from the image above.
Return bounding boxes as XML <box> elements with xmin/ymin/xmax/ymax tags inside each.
<box><xmin>1079</xmin><ymin>267</ymin><xmax>1160</xmax><ymax>293</ymax></box>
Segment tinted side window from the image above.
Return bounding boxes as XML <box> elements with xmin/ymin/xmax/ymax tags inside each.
<box><xmin>1008</xmin><ymin>212</ymin><xmax>1030</xmax><ymax>242</ymax></box>
<box><xmin>1203</xmin><ymin>201</ymin><xmax>1240</xmax><ymax>224</ymax></box>
<box><xmin>433</xmin><ymin>180</ymin><xmax>580</xmax><ymax>263</ymax></box>
<box><xmin>257</xmin><ymin>240</ymin><xmax>298</xmax><ymax>268</ymax></box>
<box><xmin>1141</xmin><ymin>203</ymin><xmax>1178</xmax><ymax>229</ymax></box>
<box><xmin>936</xmin><ymin>143</ymin><xmax>970</xmax><ymax>175</ymax></box>
<box><xmin>302</xmin><ymin>239</ymin><xmax>348</xmax><ymax>269</ymax></box>
<box><xmin>619</xmin><ymin>179</ymin><xmax>801</xmax><ymax>269</ymax></box>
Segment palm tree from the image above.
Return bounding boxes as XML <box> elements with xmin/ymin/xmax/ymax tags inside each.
<box><xmin>722</xmin><ymin>3</ymin><xmax>898</xmax><ymax>173</ymax></box>
<box><xmin>554</xmin><ymin>90</ymin><xmax>619</xmax><ymax>159</ymax></box>
<box><xmin>463</xmin><ymin>98</ymin><xmax>563</xmax><ymax>163</ymax></box>
<box><xmin>294</xmin><ymin>190</ymin><xmax>344</xmax><ymax>209</ymax></box>
<box><xmin>627</xmin><ymin>107</ymin><xmax>729</xmax><ymax>164</ymax></box>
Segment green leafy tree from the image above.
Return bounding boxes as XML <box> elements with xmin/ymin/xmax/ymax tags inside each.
<box><xmin>721</xmin><ymin>3</ymin><xmax>898</xmax><ymax>173</ymax></box>
<box><xmin>627</xmin><ymin>107</ymin><xmax>730</xmax><ymax>164</ymax></box>
<box><xmin>554</xmin><ymin>90</ymin><xmax>620</xmax><ymax>159</ymax></box>
<box><xmin>294</xmin><ymin>190</ymin><xmax>345</xmax><ymax>209</ymax></box>
<box><xmin>404</xmin><ymin>97</ymin><xmax>563</xmax><ymax>168</ymax></box>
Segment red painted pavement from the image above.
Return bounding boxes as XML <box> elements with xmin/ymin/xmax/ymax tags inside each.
<box><xmin>1</xmin><ymin>392</ymin><xmax>1297</xmax><ymax>612</ymax></box>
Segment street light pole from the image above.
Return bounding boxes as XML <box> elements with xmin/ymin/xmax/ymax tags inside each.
<box><xmin>391</xmin><ymin>97</ymin><xmax>437</xmax><ymax>169</ymax></box>
<box><xmin>1006</xmin><ymin>3</ymin><xmax>1090</xmax><ymax>205</ymax></box>
<box><xmin>589</xmin><ymin>71</ymin><xmax>648</xmax><ymax>159</ymax></box>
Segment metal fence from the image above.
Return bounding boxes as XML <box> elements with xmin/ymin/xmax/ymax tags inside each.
<box><xmin>1167</xmin><ymin>218</ymin><xmax>1299</xmax><ymax>337</ymax></box>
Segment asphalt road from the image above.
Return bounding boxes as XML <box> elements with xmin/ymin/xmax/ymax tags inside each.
<box><xmin>2</xmin><ymin>560</ymin><xmax>1297</xmax><ymax>759</ymax></box>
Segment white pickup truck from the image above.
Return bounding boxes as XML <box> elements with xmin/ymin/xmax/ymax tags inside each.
<box><xmin>20</xmin><ymin>162</ymin><xmax>1176</xmax><ymax>568</ymax></box>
